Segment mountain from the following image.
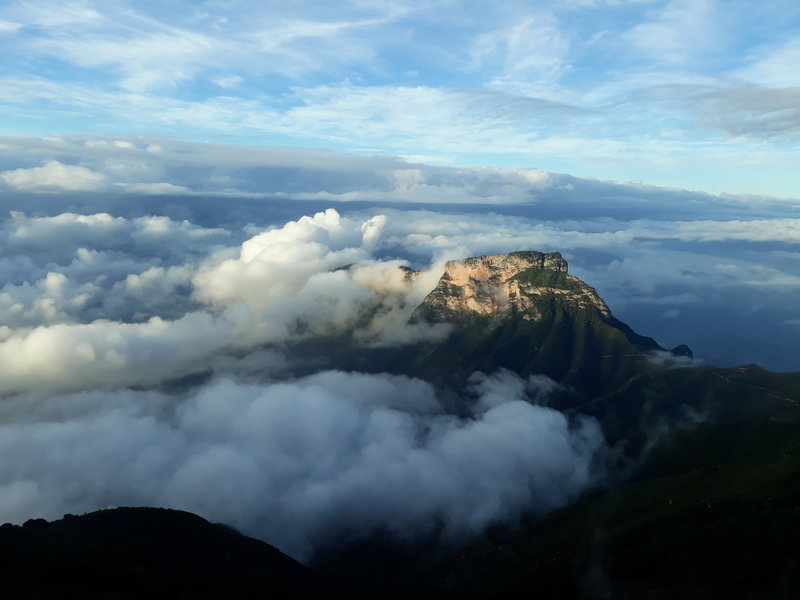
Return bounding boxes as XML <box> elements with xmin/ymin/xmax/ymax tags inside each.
<box><xmin>375</xmin><ymin>253</ymin><xmax>800</xmax><ymax>598</ymax></box>
<box><xmin>405</xmin><ymin>251</ymin><xmax>672</xmax><ymax>397</ymax></box>
<box><xmin>296</xmin><ymin>250</ymin><xmax>681</xmax><ymax>403</ymax></box>
<box><xmin>289</xmin><ymin>250</ymin><xmax>800</xmax><ymax>597</ymax></box>
<box><xmin>0</xmin><ymin>507</ymin><xmax>324</xmax><ymax>599</ymax></box>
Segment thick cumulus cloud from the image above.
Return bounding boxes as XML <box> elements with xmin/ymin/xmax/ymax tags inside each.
<box><xmin>0</xmin><ymin>370</ymin><xmax>604</xmax><ymax>561</ymax></box>
<box><xmin>193</xmin><ymin>209</ymin><xmax>448</xmax><ymax>348</ymax></box>
<box><xmin>0</xmin><ymin>313</ymin><xmax>235</xmax><ymax>395</ymax></box>
<box><xmin>0</xmin><ymin>208</ymin><xmax>450</xmax><ymax>394</ymax></box>
<box><xmin>0</xmin><ymin>211</ymin><xmax>229</xmax><ymax>328</ymax></box>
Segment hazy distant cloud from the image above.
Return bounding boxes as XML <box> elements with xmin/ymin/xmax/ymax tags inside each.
<box><xmin>0</xmin><ymin>135</ymin><xmax>558</xmax><ymax>202</ymax></box>
<box><xmin>623</xmin><ymin>0</ymin><xmax>720</xmax><ymax>66</ymax></box>
<box><xmin>691</xmin><ymin>85</ymin><xmax>800</xmax><ymax>140</ymax></box>
<box><xmin>736</xmin><ymin>38</ymin><xmax>800</xmax><ymax>89</ymax></box>
<box><xmin>119</xmin><ymin>182</ymin><xmax>191</xmax><ymax>194</ymax></box>
<box><xmin>0</xmin><ymin>19</ymin><xmax>21</xmax><ymax>33</ymax></box>
<box><xmin>0</xmin><ymin>369</ymin><xmax>604</xmax><ymax>560</ymax></box>
<box><xmin>4</xmin><ymin>134</ymin><xmax>795</xmax><ymax>209</ymax></box>
<box><xmin>0</xmin><ymin>160</ymin><xmax>107</xmax><ymax>192</ymax></box>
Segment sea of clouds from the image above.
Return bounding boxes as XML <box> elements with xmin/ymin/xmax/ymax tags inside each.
<box><xmin>0</xmin><ymin>136</ymin><xmax>798</xmax><ymax>559</ymax></box>
<box><xmin>0</xmin><ymin>205</ymin><xmax>608</xmax><ymax>560</ymax></box>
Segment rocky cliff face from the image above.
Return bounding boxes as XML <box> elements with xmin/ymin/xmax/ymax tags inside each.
<box><xmin>411</xmin><ymin>251</ymin><xmax>610</xmax><ymax>323</ymax></box>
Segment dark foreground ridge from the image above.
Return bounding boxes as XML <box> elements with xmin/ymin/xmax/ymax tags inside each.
<box><xmin>0</xmin><ymin>507</ymin><xmax>323</xmax><ymax>599</ymax></box>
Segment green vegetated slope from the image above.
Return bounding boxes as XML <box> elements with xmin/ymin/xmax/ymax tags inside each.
<box><xmin>410</xmin><ymin>293</ymin><xmax>658</xmax><ymax>399</ymax></box>
<box><xmin>422</xmin><ymin>412</ymin><xmax>800</xmax><ymax>600</ymax></box>
<box><xmin>571</xmin><ymin>365</ymin><xmax>800</xmax><ymax>447</ymax></box>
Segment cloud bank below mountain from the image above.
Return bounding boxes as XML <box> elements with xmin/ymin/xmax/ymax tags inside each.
<box><xmin>0</xmin><ymin>370</ymin><xmax>603</xmax><ymax>561</ymax></box>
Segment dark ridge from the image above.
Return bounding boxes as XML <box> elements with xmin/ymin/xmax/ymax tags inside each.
<box><xmin>670</xmin><ymin>343</ymin><xmax>693</xmax><ymax>358</ymax></box>
<box><xmin>0</xmin><ymin>507</ymin><xmax>326</xmax><ymax>599</ymax></box>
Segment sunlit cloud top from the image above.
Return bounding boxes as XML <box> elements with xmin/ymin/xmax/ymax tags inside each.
<box><xmin>1</xmin><ymin>0</ymin><xmax>799</xmax><ymax>197</ymax></box>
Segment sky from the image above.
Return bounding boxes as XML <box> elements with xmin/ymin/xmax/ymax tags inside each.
<box><xmin>0</xmin><ymin>0</ymin><xmax>798</xmax><ymax>196</ymax></box>
<box><xmin>0</xmin><ymin>0</ymin><xmax>799</xmax><ymax>560</ymax></box>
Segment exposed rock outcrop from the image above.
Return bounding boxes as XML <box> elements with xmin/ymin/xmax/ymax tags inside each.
<box><xmin>411</xmin><ymin>250</ymin><xmax>610</xmax><ymax>323</ymax></box>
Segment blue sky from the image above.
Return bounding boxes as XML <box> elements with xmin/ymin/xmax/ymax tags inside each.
<box><xmin>1</xmin><ymin>0</ymin><xmax>798</xmax><ymax>197</ymax></box>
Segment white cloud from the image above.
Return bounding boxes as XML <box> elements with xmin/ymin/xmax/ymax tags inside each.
<box><xmin>0</xmin><ymin>139</ymin><xmax>798</xmax><ymax>370</ymax></box>
<box><xmin>469</xmin><ymin>12</ymin><xmax>571</xmax><ymax>95</ymax></box>
<box><xmin>0</xmin><ymin>1</ymin><xmax>797</xmax><ymax>192</ymax></box>
<box><xmin>0</xmin><ymin>180</ymin><xmax>796</xmax><ymax>562</ymax></box>
<box><xmin>11</xmin><ymin>0</ymin><xmax>105</xmax><ymax>28</ymax></box>
<box><xmin>0</xmin><ymin>312</ymin><xmax>233</xmax><ymax>394</ymax></box>
<box><xmin>0</xmin><ymin>208</ymin><xmax>454</xmax><ymax>393</ymax></box>
<box><xmin>118</xmin><ymin>182</ymin><xmax>191</xmax><ymax>194</ymax></box>
<box><xmin>0</xmin><ymin>19</ymin><xmax>21</xmax><ymax>33</ymax></box>
<box><xmin>737</xmin><ymin>38</ymin><xmax>800</xmax><ymax>89</ymax></box>
<box><xmin>623</xmin><ymin>0</ymin><xmax>720</xmax><ymax>66</ymax></box>
<box><xmin>0</xmin><ymin>369</ymin><xmax>604</xmax><ymax>560</ymax></box>
<box><xmin>30</xmin><ymin>29</ymin><xmax>220</xmax><ymax>92</ymax></box>
<box><xmin>212</xmin><ymin>75</ymin><xmax>243</xmax><ymax>88</ymax></box>
<box><xmin>0</xmin><ymin>160</ymin><xmax>107</xmax><ymax>191</ymax></box>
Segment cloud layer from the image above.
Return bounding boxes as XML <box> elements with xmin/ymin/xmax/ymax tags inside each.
<box><xmin>0</xmin><ymin>208</ymin><xmax>454</xmax><ymax>395</ymax></box>
<box><xmin>0</xmin><ymin>370</ymin><xmax>604</xmax><ymax>561</ymax></box>
<box><xmin>1</xmin><ymin>161</ymin><xmax>798</xmax><ymax>374</ymax></box>
<box><xmin>0</xmin><ymin>190</ymin><xmax>796</xmax><ymax>561</ymax></box>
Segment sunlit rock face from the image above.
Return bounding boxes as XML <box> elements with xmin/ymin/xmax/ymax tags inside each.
<box><xmin>411</xmin><ymin>251</ymin><xmax>611</xmax><ymax>323</ymax></box>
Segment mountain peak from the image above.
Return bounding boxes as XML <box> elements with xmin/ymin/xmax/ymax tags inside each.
<box><xmin>412</xmin><ymin>250</ymin><xmax>610</xmax><ymax>323</ymax></box>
